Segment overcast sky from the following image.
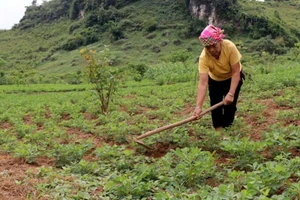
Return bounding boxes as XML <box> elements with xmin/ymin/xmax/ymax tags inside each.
<box><xmin>0</xmin><ymin>0</ymin><xmax>47</xmax><ymax>30</ymax></box>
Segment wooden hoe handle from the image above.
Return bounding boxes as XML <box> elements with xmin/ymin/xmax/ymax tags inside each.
<box><xmin>136</xmin><ymin>101</ymin><xmax>224</xmax><ymax>140</ymax></box>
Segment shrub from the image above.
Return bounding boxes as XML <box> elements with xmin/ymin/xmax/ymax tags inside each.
<box><xmin>81</xmin><ymin>27</ymin><xmax>100</xmax><ymax>44</ymax></box>
<box><xmin>127</xmin><ymin>63</ymin><xmax>149</xmax><ymax>81</ymax></box>
<box><xmin>80</xmin><ymin>47</ymin><xmax>120</xmax><ymax>114</ymax></box>
<box><xmin>61</xmin><ymin>35</ymin><xmax>85</xmax><ymax>51</ymax></box>
<box><xmin>108</xmin><ymin>22</ymin><xmax>125</xmax><ymax>41</ymax></box>
<box><xmin>143</xmin><ymin>19</ymin><xmax>157</xmax><ymax>32</ymax></box>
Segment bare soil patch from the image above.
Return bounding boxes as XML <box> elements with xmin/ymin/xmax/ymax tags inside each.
<box><xmin>243</xmin><ymin>99</ymin><xmax>296</xmax><ymax>141</ymax></box>
<box><xmin>0</xmin><ymin>122</ymin><xmax>13</xmax><ymax>130</ymax></box>
<box><xmin>0</xmin><ymin>154</ymin><xmax>45</xmax><ymax>200</ymax></box>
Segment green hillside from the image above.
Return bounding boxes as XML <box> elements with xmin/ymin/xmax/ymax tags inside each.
<box><xmin>0</xmin><ymin>0</ymin><xmax>300</xmax><ymax>84</ymax></box>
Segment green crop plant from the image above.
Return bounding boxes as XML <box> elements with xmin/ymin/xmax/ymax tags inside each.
<box><xmin>94</xmin><ymin>144</ymin><xmax>123</xmax><ymax>159</ymax></box>
<box><xmin>227</xmin><ymin>170</ymin><xmax>246</xmax><ymax>192</ymax></box>
<box><xmin>274</xmin><ymin>88</ymin><xmax>300</xmax><ymax>107</ymax></box>
<box><xmin>12</xmin><ymin>143</ymin><xmax>41</xmax><ymax>164</ymax></box>
<box><xmin>14</xmin><ymin>123</ymin><xmax>38</xmax><ymax>139</ymax></box>
<box><xmin>221</xmin><ymin>137</ymin><xmax>267</xmax><ymax>169</ymax></box>
<box><xmin>0</xmin><ymin>130</ymin><xmax>17</xmax><ymax>145</ymax></box>
<box><xmin>158</xmin><ymin>147</ymin><xmax>216</xmax><ymax>189</ymax></box>
<box><xmin>196</xmin><ymin>128</ymin><xmax>224</xmax><ymax>152</ymax></box>
<box><xmin>276</xmin><ymin>109</ymin><xmax>300</xmax><ymax>124</ymax></box>
<box><xmin>53</xmin><ymin>142</ymin><xmax>93</xmax><ymax>168</ymax></box>
<box><xmin>68</xmin><ymin>160</ymin><xmax>100</xmax><ymax>176</ymax></box>
<box><xmin>243</xmin><ymin>159</ymin><xmax>294</xmax><ymax>197</ymax></box>
<box><xmin>102</xmin><ymin>173</ymin><xmax>154</xmax><ymax>199</ymax></box>
<box><xmin>155</xmin><ymin>126</ymin><xmax>191</xmax><ymax>148</ymax></box>
<box><xmin>95</xmin><ymin>120</ymin><xmax>133</xmax><ymax>144</ymax></box>
<box><xmin>198</xmin><ymin>183</ymin><xmax>237</xmax><ymax>199</ymax></box>
<box><xmin>0</xmin><ymin>130</ymin><xmax>18</xmax><ymax>152</ymax></box>
<box><xmin>263</xmin><ymin>125</ymin><xmax>300</xmax><ymax>157</ymax></box>
<box><xmin>282</xmin><ymin>182</ymin><xmax>300</xmax><ymax>199</ymax></box>
<box><xmin>22</xmin><ymin>130</ymin><xmax>52</xmax><ymax>147</ymax></box>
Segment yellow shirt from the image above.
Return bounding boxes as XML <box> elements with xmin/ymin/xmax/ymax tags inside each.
<box><xmin>198</xmin><ymin>39</ymin><xmax>242</xmax><ymax>81</ymax></box>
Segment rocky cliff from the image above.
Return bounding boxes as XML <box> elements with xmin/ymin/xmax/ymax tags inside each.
<box><xmin>188</xmin><ymin>0</ymin><xmax>236</xmax><ymax>27</ymax></box>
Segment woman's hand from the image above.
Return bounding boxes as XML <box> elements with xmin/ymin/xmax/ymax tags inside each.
<box><xmin>224</xmin><ymin>93</ymin><xmax>234</xmax><ymax>105</ymax></box>
<box><xmin>193</xmin><ymin>107</ymin><xmax>203</xmax><ymax>119</ymax></box>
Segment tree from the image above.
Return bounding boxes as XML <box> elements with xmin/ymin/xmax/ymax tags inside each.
<box><xmin>80</xmin><ymin>47</ymin><xmax>119</xmax><ymax>114</ymax></box>
<box><xmin>31</xmin><ymin>0</ymin><xmax>37</xmax><ymax>6</ymax></box>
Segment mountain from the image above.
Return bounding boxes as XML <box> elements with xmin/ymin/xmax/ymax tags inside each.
<box><xmin>0</xmin><ymin>0</ymin><xmax>299</xmax><ymax>84</ymax></box>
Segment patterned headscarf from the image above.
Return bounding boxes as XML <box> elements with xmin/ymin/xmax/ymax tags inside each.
<box><xmin>199</xmin><ymin>25</ymin><xmax>225</xmax><ymax>47</ymax></box>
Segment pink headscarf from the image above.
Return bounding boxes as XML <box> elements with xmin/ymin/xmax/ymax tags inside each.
<box><xmin>199</xmin><ymin>25</ymin><xmax>225</xmax><ymax>47</ymax></box>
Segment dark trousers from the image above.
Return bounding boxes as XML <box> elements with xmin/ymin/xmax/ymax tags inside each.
<box><xmin>208</xmin><ymin>72</ymin><xmax>244</xmax><ymax>128</ymax></box>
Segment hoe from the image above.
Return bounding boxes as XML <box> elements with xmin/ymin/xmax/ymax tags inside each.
<box><xmin>134</xmin><ymin>101</ymin><xmax>224</xmax><ymax>149</ymax></box>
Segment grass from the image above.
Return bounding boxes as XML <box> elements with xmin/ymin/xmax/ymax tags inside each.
<box><xmin>239</xmin><ymin>0</ymin><xmax>300</xmax><ymax>32</ymax></box>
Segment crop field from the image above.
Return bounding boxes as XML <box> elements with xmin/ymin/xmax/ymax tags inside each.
<box><xmin>0</xmin><ymin>61</ymin><xmax>299</xmax><ymax>199</ymax></box>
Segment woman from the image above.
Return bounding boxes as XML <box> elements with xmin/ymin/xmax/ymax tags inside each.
<box><xmin>193</xmin><ymin>25</ymin><xmax>244</xmax><ymax>130</ymax></box>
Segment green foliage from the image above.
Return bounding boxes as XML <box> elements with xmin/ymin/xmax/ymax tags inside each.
<box><xmin>16</xmin><ymin>0</ymin><xmax>72</xmax><ymax>29</ymax></box>
<box><xmin>249</xmin><ymin>35</ymin><xmax>287</xmax><ymax>55</ymax></box>
<box><xmin>62</xmin><ymin>28</ymin><xmax>100</xmax><ymax>51</ymax></box>
<box><xmin>212</xmin><ymin>0</ymin><xmax>238</xmax><ymax>19</ymax></box>
<box><xmin>53</xmin><ymin>142</ymin><xmax>93</xmax><ymax>167</ymax></box>
<box><xmin>103</xmin><ymin>173</ymin><xmax>153</xmax><ymax>199</ymax></box>
<box><xmin>61</xmin><ymin>35</ymin><xmax>85</xmax><ymax>51</ymax></box>
<box><xmin>0</xmin><ymin>130</ymin><xmax>18</xmax><ymax>150</ymax></box>
<box><xmin>108</xmin><ymin>21</ymin><xmax>125</xmax><ymax>41</ymax></box>
<box><xmin>243</xmin><ymin>159</ymin><xmax>293</xmax><ymax>197</ymax></box>
<box><xmin>143</xmin><ymin>19</ymin><xmax>157</xmax><ymax>32</ymax></box>
<box><xmin>237</xmin><ymin>1</ymin><xmax>299</xmax><ymax>49</ymax></box>
<box><xmin>263</xmin><ymin>125</ymin><xmax>300</xmax><ymax>156</ymax></box>
<box><xmin>15</xmin><ymin>123</ymin><xmax>38</xmax><ymax>139</ymax></box>
<box><xmin>145</xmin><ymin>62</ymin><xmax>196</xmax><ymax>85</ymax></box>
<box><xmin>127</xmin><ymin>63</ymin><xmax>149</xmax><ymax>81</ymax></box>
<box><xmin>221</xmin><ymin>137</ymin><xmax>266</xmax><ymax>168</ymax></box>
<box><xmin>168</xmin><ymin>50</ymin><xmax>191</xmax><ymax>63</ymax></box>
<box><xmin>273</xmin><ymin>10</ymin><xmax>281</xmax><ymax>20</ymax></box>
<box><xmin>290</xmin><ymin>42</ymin><xmax>300</xmax><ymax>60</ymax></box>
<box><xmin>80</xmin><ymin>47</ymin><xmax>119</xmax><ymax>114</ymax></box>
<box><xmin>68</xmin><ymin>160</ymin><xmax>100</xmax><ymax>175</ymax></box>
<box><xmin>13</xmin><ymin>143</ymin><xmax>41</xmax><ymax>164</ymax></box>
<box><xmin>84</xmin><ymin>6</ymin><xmax>126</xmax><ymax>28</ymax></box>
<box><xmin>0</xmin><ymin>58</ymin><xmax>6</xmax><ymax>67</ymax></box>
<box><xmin>161</xmin><ymin>147</ymin><xmax>216</xmax><ymax>188</ymax></box>
<box><xmin>184</xmin><ymin>18</ymin><xmax>206</xmax><ymax>37</ymax></box>
<box><xmin>69</xmin><ymin>0</ymin><xmax>84</xmax><ymax>20</ymax></box>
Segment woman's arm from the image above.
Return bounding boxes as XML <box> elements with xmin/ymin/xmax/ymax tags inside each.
<box><xmin>224</xmin><ymin>62</ymin><xmax>241</xmax><ymax>105</ymax></box>
<box><xmin>194</xmin><ymin>73</ymin><xmax>208</xmax><ymax>117</ymax></box>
